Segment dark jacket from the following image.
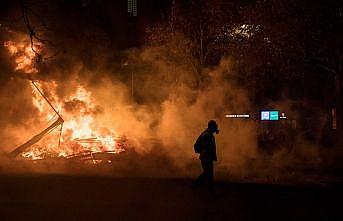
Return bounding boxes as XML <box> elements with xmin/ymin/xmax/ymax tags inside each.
<box><xmin>199</xmin><ymin>129</ymin><xmax>217</xmax><ymax>161</ymax></box>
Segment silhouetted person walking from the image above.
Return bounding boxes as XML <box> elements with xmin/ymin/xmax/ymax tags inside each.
<box><xmin>193</xmin><ymin>120</ymin><xmax>219</xmax><ymax>192</ymax></box>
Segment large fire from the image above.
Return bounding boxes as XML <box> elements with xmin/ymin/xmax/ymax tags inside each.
<box><xmin>4</xmin><ymin>38</ymin><xmax>125</xmax><ymax>161</ymax></box>
<box><xmin>28</xmin><ymin>81</ymin><xmax>124</xmax><ymax>160</ymax></box>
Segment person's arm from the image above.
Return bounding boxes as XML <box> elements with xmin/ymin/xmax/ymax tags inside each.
<box><xmin>204</xmin><ymin>134</ymin><xmax>217</xmax><ymax>160</ymax></box>
<box><xmin>212</xmin><ymin>136</ymin><xmax>217</xmax><ymax>161</ymax></box>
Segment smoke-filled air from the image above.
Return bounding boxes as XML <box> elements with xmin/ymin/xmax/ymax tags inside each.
<box><xmin>0</xmin><ymin>0</ymin><xmax>331</xmax><ymax>183</ymax></box>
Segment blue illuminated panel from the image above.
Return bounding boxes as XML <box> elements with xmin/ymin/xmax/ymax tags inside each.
<box><xmin>261</xmin><ymin>111</ymin><xmax>270</xmax><ymax>120</ymax></box>
<box><xmin>269</xmin><ymin>111</ymin><xmax>279</xmax><ymax>120</ymax></box>
<box><xmin>261</xmin><ymin>111</ymin><xmax>279</xmax><ymax>121</ymax></box>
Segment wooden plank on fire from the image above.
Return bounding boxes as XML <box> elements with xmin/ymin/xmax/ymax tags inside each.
<box><xmin>10</xmin><ymin>117</ymin><xmax>63</xmax><ymax>157</ymax></box>
<box><xmin>10</xmin><ymin>80</ymin><xmax>65</xmax><ymax>158</ymax></box>
<box><xmin>74</xmin><ymin>138</ymin><xmax>101</xmax><ymax>143</ymax></box>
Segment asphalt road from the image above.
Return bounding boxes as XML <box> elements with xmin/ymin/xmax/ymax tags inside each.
<box><xmin>0</xmin><ymin>174</ymin><xmax>341</xmax><ymax>221</ymax></box>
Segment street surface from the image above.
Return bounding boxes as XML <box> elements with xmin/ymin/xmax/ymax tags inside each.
<box><xmin>0</xmin><ymin>174</ymin><xmax>341</xmax><ymax>221</ymax></box>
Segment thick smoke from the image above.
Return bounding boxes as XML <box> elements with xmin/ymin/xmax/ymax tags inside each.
<box><xmin>0</xmin><ymin>11</ymin><xmax>324</xmax><ymax>183</ymax></box>
<box><xmin>0</xmin><ymin>28</ymin><xmax>260</xmax><ymax>178</ymax></box>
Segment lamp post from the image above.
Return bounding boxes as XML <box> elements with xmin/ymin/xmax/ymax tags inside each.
<box><xmin>131</xmin><ymin>71</ymin><xmax>134</xmax><ymax>104</ymax></box>
<box><xmin>122</xmin><ymin>61</ymin><xmax>134</xmax><ymax>104</ymax></box>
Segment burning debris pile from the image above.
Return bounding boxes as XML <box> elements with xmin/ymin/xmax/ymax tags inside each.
<box><xmin>4</xmin><ymin>36</ymin><xmax>128</xmax><ymax>163</ymax></box>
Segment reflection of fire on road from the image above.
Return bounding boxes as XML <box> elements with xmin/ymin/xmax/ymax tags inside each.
<box><xmin>5</xmin><ymin>36</ymin><xmax>128</xmax><ymax>164</ymax></box>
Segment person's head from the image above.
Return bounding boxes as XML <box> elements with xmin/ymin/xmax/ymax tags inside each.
<box><xmin>208</xmin><ymin>120</ymin><xmax>219</xmax><ymax>134</ymax></box>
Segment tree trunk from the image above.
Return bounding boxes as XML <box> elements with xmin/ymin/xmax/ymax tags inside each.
<box><xmin>336</xmin><ymin>48</ymin><xmax>343</xmax><ymax>146</ymax></box>
<box><xmin>199</xmin><ymin>21</ymin><xmax>204</xmax><ymax>65</ymax></box>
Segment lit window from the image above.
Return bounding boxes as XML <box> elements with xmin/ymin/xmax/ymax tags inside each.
<box><xmin>128</xmin><ymin>0</ymin><xmax>137</xmax><ymax>16</ymax></box>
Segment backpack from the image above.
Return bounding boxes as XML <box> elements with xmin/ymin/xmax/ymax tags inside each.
<box><xmin>194</xmin><ymin>133</ymin><xmax>204</xmax><ymax>153</ymax></box>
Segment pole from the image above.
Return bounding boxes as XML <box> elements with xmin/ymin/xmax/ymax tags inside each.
<box><xmin>31</xmin><ymin>80</ymin><xmax>64</xmax><ymax>121</ymax></box>
<box><xmin>131</xmin><ymin>71</ymin><xmax>134</xmax><ymax>103</ymax></box>
<box><xmin>32</xmin><ymin>80</ymin><xmax>64</xmax><ymax>149</ymax></box>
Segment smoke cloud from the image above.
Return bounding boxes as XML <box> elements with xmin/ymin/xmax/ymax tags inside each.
<box><xmin>0</xmin><ymin>12</ymin><xmax>324</xmax><ymax>183</ymax></box>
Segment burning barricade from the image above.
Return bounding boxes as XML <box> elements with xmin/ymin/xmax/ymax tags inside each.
<box><xmin>4</xmin><ymin>37</ymin><xmax>130</xmax><ymax>165</ymax></box>
<box><xmin>10</xmin><ymin>80</ymin><xmax>130</xmax><ymax>164</ymax></box>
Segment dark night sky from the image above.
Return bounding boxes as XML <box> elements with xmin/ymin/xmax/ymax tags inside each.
<box><xmin>0</xmin><ymin>0</ymin><xmax>173</xmax><ymax>49</ymax></box>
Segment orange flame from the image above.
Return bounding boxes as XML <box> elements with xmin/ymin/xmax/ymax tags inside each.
<box><xmin>24</xmin><ymin>82</ymin><xmax>124</xmax><ymax>159</ymax></box>
<box><xmin>4</xmin><ymin>38</ymin><xmax>124</xmax><ymax>160</ymax></box>
<box><xmin>4</xmin><ymin>40</ymin><xmax>40</xmax><ymax>74</ymax></box>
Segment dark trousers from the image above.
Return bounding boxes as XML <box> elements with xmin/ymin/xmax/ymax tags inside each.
<box><xmin>194</xmin><ymin>159</ymin><xmax>214</xmax><ymax>189</ymax></box>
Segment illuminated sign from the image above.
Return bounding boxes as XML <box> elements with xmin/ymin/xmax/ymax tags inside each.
<box><xmin>261</xmin><ymin>111</ymin><xmax>279</xmax><ymax>121</ymax></box>
<box><xmin>225</xmin><ymin>114</ymin><xmax>250</xmax><ymax>118</ymax></box>
<box><xmin>261</xmin><ymin>111</ymin><xmax>270</xmax><ymax>120</ymax></box>
<box><xmin>280</xmin><ymin>112</ymin><xmax>287</xmax><ymax>119</ymax></box>
<box><xmin>269</xmin><ymin>111</ymin><xmax>279</xmax><ymax>120</ymax></box>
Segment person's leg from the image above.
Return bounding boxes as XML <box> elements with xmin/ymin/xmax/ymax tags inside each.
<box><xmin>194</xmin><ymin>173</ymin><xmax>205</xmax><ymax>185</ymax></box>
<box><xmin>201</xmin><ymin>160</ymin><xmax>211</xmax><ymax>185</ymax></box>
<box><xmin>192</xmin><ymin>160</ymin><xmax>206</xmax><ymax>187</ymax></box>
<box><xmin>207</xmin><ymin>161</ymin><xmax>214</xmax><ymax>191</ymax></box>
